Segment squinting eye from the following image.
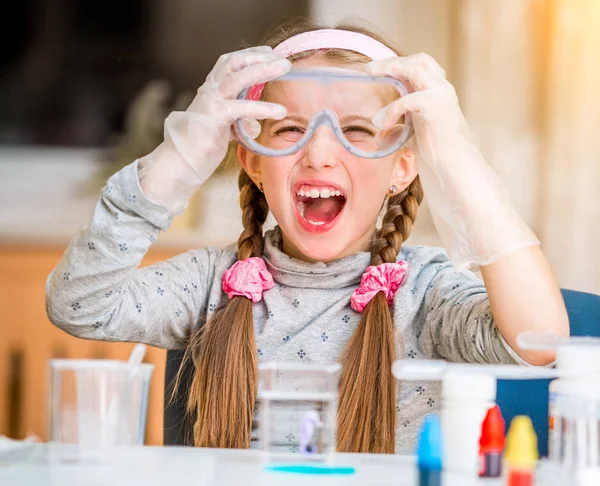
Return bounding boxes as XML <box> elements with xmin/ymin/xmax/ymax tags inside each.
<box><xmin>275</xmin><ymin>126</ymin><xmax>305</xmax><ymax>135</ymax></box>
<box><xmin>343</xmin><ymin>126</ymin><xmax>375</xmax><ymax>136</ymax></box>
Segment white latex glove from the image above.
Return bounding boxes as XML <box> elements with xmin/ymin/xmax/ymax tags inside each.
<box><xmin>137</xmin><ymin>46</ymin><xmax>291</xmax><ymax>213</ymax></box>
<box><xmin>367</xmin><ymin>53</ymin><xmax>539</xmax><ymax>271</ymax></box>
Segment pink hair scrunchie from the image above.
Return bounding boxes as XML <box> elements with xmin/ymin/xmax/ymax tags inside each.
<box><xmin>222</xmin><ymin>257</ymin><xmax>274</xmax><ymax>303</ymax></box>
<box><xmin>350</xmin><ymin>261</ymin><xmax>409</xmax><ymax>312</ymax></box>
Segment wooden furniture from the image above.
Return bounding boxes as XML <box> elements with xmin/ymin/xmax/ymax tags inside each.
<box><xmin>0</xmin><ymin>244</ymin><xmax>181</xmax><ymax>445</ymax></box>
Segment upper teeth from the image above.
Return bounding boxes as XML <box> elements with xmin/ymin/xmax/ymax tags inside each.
<box><xmin>296</xmin><ymin>187</ymin><xmax>343</xmax><ymax>198</ymax></box>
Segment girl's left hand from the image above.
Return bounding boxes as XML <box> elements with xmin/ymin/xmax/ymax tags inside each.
<box><xmin>366</xmin><ymin>54</ymin><xmax>539</xmax><ymax>272</ymax></box>
<box><xmin>366</xmin><ymin>53</ymin><xmax>467</xmax><ymax>162</ymax></box>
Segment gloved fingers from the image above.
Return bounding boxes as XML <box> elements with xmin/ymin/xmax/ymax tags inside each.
<box><xmin>242</xmin><ymin>119</ymin><xmax>262</xmax><ymax>139</ymax></box>
<box><xmin>216</xmin><ymin>57</ymin><xmax>291</xmax><ymax>99</ymax></box>
<box><xmin>230</xmin><ymin>119</ymin><xmax>262</xmax><ymax>139</ymax></box>
<box><xmin>166</xmin><ymin>99</ymin><xmax>285</xmax><ymax>139</ymax></box>
<box><xmin>208</xmin><ymin>46</ymin><xmax>274</xmax><ymax>82</ymax></box>
<box><xmin>222</xmin><ymin>99</ymin><xmax>287</xmax><ymax>123</ymax></box>
<box><xmin>366</xmin><ymin>56</ymin><xmax>445</xmax><ymax>92</ymax></box>
<box><xmin>372</xmin><ymin>89</ymin><xmax>444</xmax><ymax>129</ymax></box>
<box><xmin>405</xmin><ymin>52</ymin><xmax>447</xmax><ymax>80</ymax></box>
<box><xmin>373</xmin><ymin>82</ymin><xmax>461</xmax><ymax>130</ymax></box>
<box><xmin>208</xmin><ymin>48</ymin><xmax>289</xmax><ymax>91</ymax></box>
<box><xmin>372</xmin><ymin>97</ymin><xmax>408</xmax><ymax>130</ymax></box>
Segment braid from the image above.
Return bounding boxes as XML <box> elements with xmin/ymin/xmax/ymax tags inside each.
<box><xmin>237</xmin><ymin>170</ymin><xmax>269</xmax><ymax>259</ymax></box>
<box><xmin>175</xmin><ymin>169</ymin><xmax>270</xmax><ymax>449</ymax></box>
<box><xmin>337</xmin><ymin>176</ymin><xmax>424</xmax><ymax>454</ymax></box>
<box><xmin>371</xmin><ymin>176</ymin><xmax>424</xmax><ymax>265</ymax></box>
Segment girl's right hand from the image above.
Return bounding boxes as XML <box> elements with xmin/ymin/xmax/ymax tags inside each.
<box><xmin>138</xmin><ymin>47</ymin><xmax>290</xmax><ymax>213</ymax></box>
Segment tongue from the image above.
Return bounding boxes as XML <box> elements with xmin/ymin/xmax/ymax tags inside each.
<box><xmin>303</xmin><ymin>198</ymin><xmax>343</xmax><ymax>223</ymax></box>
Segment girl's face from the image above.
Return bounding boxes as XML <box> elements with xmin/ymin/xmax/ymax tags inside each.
<box><xmin>239</xmin><ymin>57</ymin><xmax>417</xmax><ymax>263</ymax></box>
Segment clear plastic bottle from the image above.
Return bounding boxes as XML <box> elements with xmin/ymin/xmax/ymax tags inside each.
<box><xmin>548</xmin><ymin>340</ymin><xmax>600</xmax><ymax>468</ymax></box>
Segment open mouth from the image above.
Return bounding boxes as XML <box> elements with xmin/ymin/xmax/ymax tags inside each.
<box><xmin>293</xmin><ymin>183</ymin><xmax>347</xmax><ymax>232</ymax></box>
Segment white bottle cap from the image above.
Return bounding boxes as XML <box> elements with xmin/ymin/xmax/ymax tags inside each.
<box><xmin>557</xmin><ymin>341</ymin><xmax>600</xmax><ymax>376</ymax></box>
<box><xmin>442</xmin><ymin>369</ymin><xmax>496</xmax><ymax>402</ymax></box>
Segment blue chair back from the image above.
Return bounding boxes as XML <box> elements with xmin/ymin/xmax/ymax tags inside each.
<box><xmin>496</xmin><ymin>289</ymin><xmax>600</xmax><ymax>456</ymax></box>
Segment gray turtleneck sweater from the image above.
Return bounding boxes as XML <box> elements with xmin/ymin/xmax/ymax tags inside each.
<box><xmin>46</xmin><ymin>161</ymin><xmax>526</xmax><ymax>454</ymax></box>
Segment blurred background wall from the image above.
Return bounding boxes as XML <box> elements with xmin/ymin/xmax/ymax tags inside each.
<box><xmin>1</xmin><ymin>0</ymin><xmax>598</xmax><ymax>444</ymax></box>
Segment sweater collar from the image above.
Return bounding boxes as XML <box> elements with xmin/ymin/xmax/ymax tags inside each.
<box><xmin>262</xmin><ymin>227</ymin><xmax>372</xmax><ymax>289</ymax></box>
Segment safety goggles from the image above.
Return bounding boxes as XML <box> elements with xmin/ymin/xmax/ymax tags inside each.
<box><xmin>233</xmin><ymin>67</ymin><xmax>413</xmax><ymax>159</ymax></box>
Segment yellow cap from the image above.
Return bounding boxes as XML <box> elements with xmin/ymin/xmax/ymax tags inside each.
<box><xmin>504</xmin><ymin>416</ymin><xmax>539</xmax><ymax>469</ymax></box>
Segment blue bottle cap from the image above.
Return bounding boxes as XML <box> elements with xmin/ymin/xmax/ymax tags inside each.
<box><xmin>416</xmin><ymin>413</ymin><xmax>443</xmax><ymax>471</ymax></box>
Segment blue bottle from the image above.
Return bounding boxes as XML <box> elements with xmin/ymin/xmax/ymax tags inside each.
<box><xmin>416</xmin><ymin>414</ymin><xmax>443</xmax><ymax>486</ymax></box>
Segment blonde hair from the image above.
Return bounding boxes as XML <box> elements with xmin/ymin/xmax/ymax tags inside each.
<box><xmin>177</xmin><ymin>18</ymin><xmax>424</xmax><ymax>454</ymax></box>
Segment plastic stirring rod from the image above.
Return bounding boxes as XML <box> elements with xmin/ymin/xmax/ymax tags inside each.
<box><xmin>391</xmin><ymin>360</ymin><xmax>449</xmax><ymax>381</ymax></box>
<box><xmin>392</xmin><ymin>360</ymin><xmax>559</xmax><ymax>381</ymax></box>
<box><xmin>105</xmin><ymin>344</ymin><xmax>147</xmax><ymax>443</ymax></box>
<box><xmin>128</xmin><ymin>343</ymin><xmax>147</xmax><ymax>364</ymax></box>
<box><xmin>517</xmin><ymin>331</ymin><xmax>600</xmax><ymax>351</ymax></box>
<box><xmin>516</xmin><ymin>331</ymin><xmax>568</xmax><ymax>350</ymax></box>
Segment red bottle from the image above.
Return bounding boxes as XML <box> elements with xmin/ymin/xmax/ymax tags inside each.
<box><xmin>479</xmin><ymin>404</ymin><xmax>505</xmax><ymax>478</ymax></box>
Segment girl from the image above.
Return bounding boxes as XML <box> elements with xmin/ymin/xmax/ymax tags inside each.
<box><xmin>46</xmin><ymin>20</ymin><xmax>569</xmax><ymax>454</ymax></box>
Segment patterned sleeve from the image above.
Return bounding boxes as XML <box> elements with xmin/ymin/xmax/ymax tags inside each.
<box><xmin>411</xmin><ymin>248</ymin><xmax>529</xmax><ymax>365</ymax></box>
<box><xmin>45</xmin><ymin>160</ymin><xmax>221</xmax><ymax>349</ymax></box>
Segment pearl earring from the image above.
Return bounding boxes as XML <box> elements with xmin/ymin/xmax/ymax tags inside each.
<box><xmin>388</xmin><ymin>185</ymin><xmax>398</xmax><ymax>196</ymax></box>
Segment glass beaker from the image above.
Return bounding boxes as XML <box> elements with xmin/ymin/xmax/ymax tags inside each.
<box><xmin>258</xmin><ymin>362</ymin><xmax>341</xmax><ymax>464</ymax></box>
<box><xmin>49</xmin><ymin>359</ymin><xmax>153</xmax><ymax>459</ymax></box>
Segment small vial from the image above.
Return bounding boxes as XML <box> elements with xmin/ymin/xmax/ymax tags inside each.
<box><xmin>417</xmin><ymin>414</ymin><xmax>443</xmax><ymax>486</ymax></box>
<box><xmin>504</xmin><ymin>416</ymin><xmax>538</xmax><ymax>486</ymax></box>
<box><xmin>479</xmin><ymin>404</ymin><xmax>505</xmax><ymax>478</ymax></box>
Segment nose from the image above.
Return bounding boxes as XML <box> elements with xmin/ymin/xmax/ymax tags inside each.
<box><xmin>302</xmin><ymin>126</ymin><xmax>340</xmax><ymax>170</ymax></box>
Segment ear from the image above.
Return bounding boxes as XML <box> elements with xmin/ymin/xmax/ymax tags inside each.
<box><xmin>388</xmin><ymin>146</ymin><xmax>418</xmax><ymax>191</ymax></box>
<box><xmin>238</xmin><ymin>145</ymin><xmax>262</xmax><ymax>184</ymax></box>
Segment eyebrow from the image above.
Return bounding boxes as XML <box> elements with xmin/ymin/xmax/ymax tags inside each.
<box><xmin>264</xmin><ymin>114</ymin><xmax>375</xmax><ymax>127</ymax></box>
<box><xmin>262</xmin><ymin>115</ymin><xmax>307</xmax><ymax>128</ymax></box>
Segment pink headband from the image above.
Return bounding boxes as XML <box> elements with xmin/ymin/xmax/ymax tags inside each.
<box><xmin>246</xmin><ymin>29</ymin><xmax>397</xmax><ymax>101</ymax></box>
<box><xmin>274</xmin><ymin>29</ymin><xmax>397</xmax><ymax>60</ymax></box>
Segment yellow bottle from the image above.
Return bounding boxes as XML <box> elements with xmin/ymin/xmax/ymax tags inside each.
<box><xmin>504</xmin><ymin>416</ymin><xmax>538</xmax><ymax>486</ymax></box>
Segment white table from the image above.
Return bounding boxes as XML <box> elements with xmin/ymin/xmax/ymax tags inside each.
<box><xmin>0</xmin><ymin>443</ymin><xmax>503</xmax><ymax>486</ymax></box>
